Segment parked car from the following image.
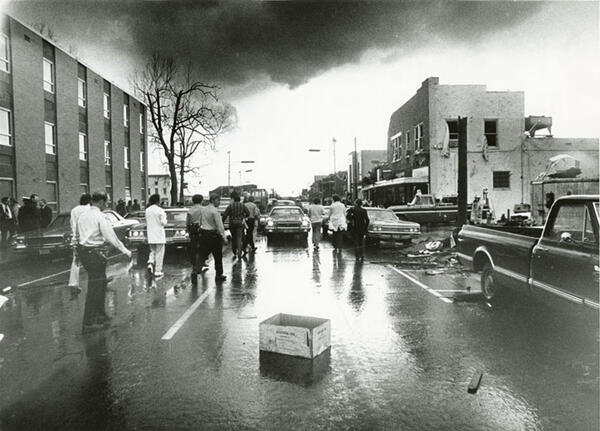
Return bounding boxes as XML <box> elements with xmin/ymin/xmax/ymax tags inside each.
<box><xmin>12</xmin><ymin>210</ymin><xmax>139</xmax><ymax>257</ymax></box>
<box><xmin>126</xmin><ymin>208</ymin><xmax>190</xmax><ymax>265</ymax></box>
<box><xmin>264</xmin><ymin>206</ymin><xmax>311</xmax><ymax>244</ymax></box>
<box><xmin>353</xmin><ymin>207</ymin><xmax>421</xmax><ymax>244</ymax></box>
<box><xmin>125</xmin><ymin>210</ymin><xmax>146</xmax><ymax>222</ymax></box>
<box><xmin>457</xmin><ymin>195</ymin><xmax>599</xmax><ymax>310</ymax></box>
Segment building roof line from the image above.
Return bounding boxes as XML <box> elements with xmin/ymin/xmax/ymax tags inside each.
<box><xmin>3</xmin><ymin>12</ymin><xmax>145</xmax><ymax>108</ymax></box>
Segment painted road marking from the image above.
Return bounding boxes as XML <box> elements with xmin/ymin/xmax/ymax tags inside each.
<box><xmin>161</xmin><ymin>286</ymin><xmax>215</xmax><ymax>340</ymax></box>
<box><xmin>387</xmin><ymin>265</ymin><xmax>453</xmax><ymax>304</ymax></box>
<box><xmin>16</xmin><ymin>254</ymin><xmax>122</xmax><ymax>288</ymax></box>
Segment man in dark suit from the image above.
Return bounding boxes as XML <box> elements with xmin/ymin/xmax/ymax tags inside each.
<box><xmin>18</xmin><ymin>194</ymin><xmax>41</xmax><ymax>233</ymax></box>
<box><xmin>346</xmin><ymin>199</ymin><xmax>370</xmax><ymax>261</ymax></box>
<box><xmin>40</xmin><ymin>199</ymin><xmax>53</xmax><ymax>228</ymax></box>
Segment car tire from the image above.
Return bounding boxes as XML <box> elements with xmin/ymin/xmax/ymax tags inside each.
<box><xmin>136</xmin><ymin>245</ymin><xmax>149</xmax><ymax>267</ymax></box>
<box><xmin>481</xmin><ymin>262</ymin><xmax>502</xmax><ymax>302</ymax></box>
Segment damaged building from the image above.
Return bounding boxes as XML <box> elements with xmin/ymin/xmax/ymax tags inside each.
<box><xmin>368</xmin><ymin>77</ymin><xmax>598</xmax><ymax>217</ymax></box>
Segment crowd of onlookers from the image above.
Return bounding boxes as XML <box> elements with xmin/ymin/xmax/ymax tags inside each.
<box><xmin>115</xmin><ymin>199</ymin><xmax>142</xmax><ymax>217</ymax></box>
<box><xmin>0</xmin><ymin>194</ymin><xmax>55</xmax><ymax>249</ymax></box>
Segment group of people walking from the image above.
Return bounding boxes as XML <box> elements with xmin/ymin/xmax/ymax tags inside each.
<box><xmin>185</xmin><ymin>191</ymin><xmax>261</xmax><ymax>284</ymax></box>
<box><xmin>308</xmin><ymin>194</ymin><xmax>370</xmax><ymax>260</ymax></box>
<box><xmin>1</xmin><ymin>194</ymin><xmax>54</xmax><ymax>249</ymax></box>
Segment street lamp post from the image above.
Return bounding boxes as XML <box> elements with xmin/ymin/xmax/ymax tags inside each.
<box><xmin>227</xmin><ymin>152</ymin><xmax>255</xmax><ymax>187</ymax></box>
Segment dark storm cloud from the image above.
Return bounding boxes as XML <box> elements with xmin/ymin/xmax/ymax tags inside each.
<box><xmin>7</xmin><ymin>1</ymin><xmax>547</xmax><ymax>87</ymax></box>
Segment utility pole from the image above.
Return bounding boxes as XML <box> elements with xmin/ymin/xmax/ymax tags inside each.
<box><xmin>353</xmin><ymin>137</ymin><xmax>358</xmax><ymax>201</ymax></box>
<box><xmin>457</xmin><ymin>116</ymin><xmax>468</xmax><ymax>227</ymax></box>
<box><xmin>332</xmin><ymin>137</ymin><xmax>336</xmax><ymax>174</ymax></box>
<box><xmin>227</xmin><ymin>150</ymin><xmax>231</xmax><ymax>187</ymax></box>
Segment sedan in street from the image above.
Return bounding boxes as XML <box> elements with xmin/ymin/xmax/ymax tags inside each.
<box><xmin>126</xmin><ymin>208</ymin><xmax>190</xmax><ymax>265</ymax></box>
<box><xmin>11</xmin><ymin>210</ymin><xmax>139</xmax><ymax>256</ymax></box>
<box><xmin>360</xmin><ymin>207</ymin><xmax>421</xmax><ymax>244</ymax></box>
<box><xmin>264</xmin><ymin>206</ymin><xmax>311</xmax><ymax>244</ymax></box>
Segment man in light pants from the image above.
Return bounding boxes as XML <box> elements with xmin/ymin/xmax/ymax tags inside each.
<box><xmin>145</xmin><ymin>194</ymin><xmax>167</xmax><ymax>279</ymax></box>
<box><xmin>68</xmin><ymin>193</ymin><xmax>91</xmax><ymax>295</ymax></box>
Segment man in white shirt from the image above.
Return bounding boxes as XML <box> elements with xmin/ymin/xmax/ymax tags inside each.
<box><xmin>1</xmin><ymin>196</ymin><xmax>15</xmax><ymax>250</ymax></box>
<box><xmin>329</xmin><ymin>194</ymin><xmax>347</xmax><ymax>253</ymax></box>
<box><xmin>145</xmin><ymin>194</ymin><xmax>168</xmax><ymax>279</ymax></box>
<box><xmin>68</xmin><ymin>193</ymin><xmax>91</xmax><ymax>294</ymax></box>
<box><xmin>77</xmin><ymin>191</ymin><xmax>131</xmax><ymax>333</ymax></box>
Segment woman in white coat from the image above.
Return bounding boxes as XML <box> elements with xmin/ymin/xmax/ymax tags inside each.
<box><xmin>145</xmin><ymin>194</ymin><xmax>168</xmax><ymax>278</ymax></box>
<box><xmin>328</xmin><ymin>194</ymin><xmax>347</xmax><ymax>253</ymax></box>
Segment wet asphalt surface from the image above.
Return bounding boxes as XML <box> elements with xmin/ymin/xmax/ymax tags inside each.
<box><xmin>0</xmin><ymin>233</ymin><xmax>598</xmax><ymax>431</ymax></box>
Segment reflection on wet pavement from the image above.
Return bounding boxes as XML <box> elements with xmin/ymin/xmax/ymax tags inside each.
<box><xmin>0</xmin><ymin>239</ymin><xmax>597</xmax><ymax>430</ymax></box>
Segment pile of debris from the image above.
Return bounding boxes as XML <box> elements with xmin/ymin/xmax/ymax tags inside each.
<box><xmin>396</xmin><ymin>233</ymin><xmax>469</xmax><ymax>276</ymax></box>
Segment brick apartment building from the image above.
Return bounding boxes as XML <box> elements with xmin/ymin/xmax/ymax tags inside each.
<box><xmin>372</xmin><ymin>77</ymin><xmax>598</xmax><ymax>216</ymax></box>
<box><xmin>0</xmin><ymin>13</ymin><xmax>147</xmax><ymax>213</ymax></box>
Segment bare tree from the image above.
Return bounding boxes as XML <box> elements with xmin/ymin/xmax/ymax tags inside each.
<box><xmin>134</xmin><ymin>54</ymin><xmax>235</xmax><ymax>205</ymax></box>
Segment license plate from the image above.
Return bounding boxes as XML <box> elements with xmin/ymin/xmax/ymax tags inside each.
<box><xmin>39</xmin><ymin>249</ymin><xmax>50</xmax><ymax>255</ymax></box>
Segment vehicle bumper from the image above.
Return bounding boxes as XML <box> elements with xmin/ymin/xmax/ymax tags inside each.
<box><xmin>367</xmin><ymin>231</ymin><xmax>420</xmax><ymax>241</ymax></box>
<box><xmin>265</xmin><ymin>228</ymin><xmax>310</xmax><ymax>235</ymax></box>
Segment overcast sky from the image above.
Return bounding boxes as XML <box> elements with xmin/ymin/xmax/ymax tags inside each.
<box><xmin>2</xmin><ymin>1</ymin><xmax>599</xmax><ymax>196</ymax></box>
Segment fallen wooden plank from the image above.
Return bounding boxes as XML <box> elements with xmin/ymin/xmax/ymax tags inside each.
<box><xmin>468</xmin><ymin>370</ymin><xmax>483</xmax><ymax>394</ymax></box>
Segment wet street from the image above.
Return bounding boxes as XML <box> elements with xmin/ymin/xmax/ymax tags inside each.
<box><xmin>0</xmin><ymin>236</ymin><xmax>598</xmax><ymax>431</ymax></box>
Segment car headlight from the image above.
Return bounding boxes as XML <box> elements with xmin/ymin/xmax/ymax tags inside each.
<box><xmin>301</xmin><ymin>220</ymin><xmax>309</xmax><ymax>227</ymax></box>
<box><xmin>176</xmin><ymin>230</ymin><xmax>187</xmax><ymax>237</ymax></box>
<box><xmin>266</xmin><ymin>219</ymin><xmax>274</xmax><ymax>227</ymax></box>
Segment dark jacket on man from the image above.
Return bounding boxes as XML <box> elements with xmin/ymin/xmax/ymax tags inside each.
<box><xmin>40</xmin><ymin>205</ymin><xmax>53</xmax><ymax>228</ymax></box>
<box><xmin>18</xmin><ymin>201</ymin><xmax>41</xmax><ymax>233</ymax></box>
<box><xmin>347</xmin><ymin>206</ymin><xmax>370</xmax><ymax>235</ymax></box>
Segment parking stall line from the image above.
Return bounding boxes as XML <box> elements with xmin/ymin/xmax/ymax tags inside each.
<box><xmin>387</xmin><ymin>265</ymin><xmax>453</xmax><ymax>304</ymax></box>
<box><xmin>16</xmin><ymin>254</ymin><xmax>122</xmax><ymax>288</ymax></box>
<box><xmin>161</xmin><ymin>285</ymin><xmax>215</xmax><ymax>341</ymax></box>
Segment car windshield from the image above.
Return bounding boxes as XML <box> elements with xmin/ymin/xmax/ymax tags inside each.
<box><xmin>367</xmin><ymin>210</ymin><xmax>398</xmax><ymax>222</ymax></box>
<box><xmin>166</xmin><ymin>211</ymin><xmax>187</xmax><ymax>222</ymax></box>
<box><xmin>49</xmin><ymin>214</ymin><xmax>70</xmax><ymax>228</ymax></box>
<box><xmin>127</xmin><ymin>212</ymin><xmax>145</xmax><ymax>219</ymax></box>
<box><xmin>271</xmin><ymin>208</ymin><xmax>303</xmax><ymax>217</ymax></box>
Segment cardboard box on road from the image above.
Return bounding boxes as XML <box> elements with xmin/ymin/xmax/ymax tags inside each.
<box><xmin>259</xmin><ymin>313</ymin><xmax>331</xmax><ymax>359</ymax></box>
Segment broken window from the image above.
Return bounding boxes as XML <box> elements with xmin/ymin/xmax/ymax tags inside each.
<box><xmin>485</xmin><ymin>119</ymin><xmax>497</xmax><ymax>147</ymax></box>
<box><xmin>447</xmin><ymin>120</ymin><xmax>458</xmax><ymax>148</ymax></box>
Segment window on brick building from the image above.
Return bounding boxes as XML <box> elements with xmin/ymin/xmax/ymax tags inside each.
<box><xmin>405</xmin><ymin>130</ymin><xmax>411</xmax><ymax>158</ymax></box>
<box><xmin>390</xmin><ymin>133</ymin><xmax>402</xmax><ymax>162</ymax></box>
<box><xmin>45</xmin><ymin>122</ymin><xmax>56</xmax><ymax>154</ymax></box>
<box><xmin>45</xmin><ymin>181</ymin><xmax>57</xmax><ymax>212</ymax></box>
<box><xmin>123</xmin><ymin>104</ymin><xmax>129</xmax><ymax>127</ymax></box>
<box><xmin>104</xmin><ymin>140</ymin><xmax>111</xmax><ymax>165</ymax></box>
<box><xmin>139</xmin><ymin>112</ymin><xmax>144</xmax><ymax>134</ymax></box>
<box><xmin>43</xmin><ymin>58</ymin><xmax>55</xmax><ymax>93</ymax></box>
<box><xmin>140</xmin><ymin>151</ymin><xmax>145</xmax><ymax>171</ymax></box>
<box><xmin>415</xmin><ymin>123</ymin><xmax>423</xmax><ymax>152</ymax></box>
<box><xmin>447</xmin><ymin>120</ymin><xmax>458</xmax><ymax>148</ymax></box>
<box><xmin>0</xmin><ymin>109</ymin><xmax>11</xmax><ymax>146</ymax></box>
<box><xmin>124</xmin><ymin>147</ymin><xmax>130</xmax><ymax>169</ymax></box>
<box><xmin>484</xmin><ymin>119</ymin><xmax>497</xmax><ymax>147</ymax></box>
<box><xmin>77</xmin><ymin>78</ymin><xmax>86</xmax><ymax>108</ymax></box>
<box><xmin>79</xmin><ymin>133</ymin><xmax>87</xmax><ymax>161</ymax></box>
<box><xmin>103</xmin><ymin>93</ymin><xmax>110</xmax><ymax>119</ymax></box>
<box><xmin>0</xmin><ymin>34</ymin><xmax>10</xmax><ymax>73</ymax></box>
<box><xmin>493</xmin><ymin>171</ymin><xmax>510</xmax><ymax>189</ymax></box>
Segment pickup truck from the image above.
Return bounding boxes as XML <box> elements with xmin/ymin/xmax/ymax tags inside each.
<box><xmin>389</xmin><ymin>194</ymin><xmax>483</xmax><ymax>225</ymax></box>
<box><xmin>457</xmin><ymin>195</ymin><xmax>599</xmax><ymax>310</ymax></box>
